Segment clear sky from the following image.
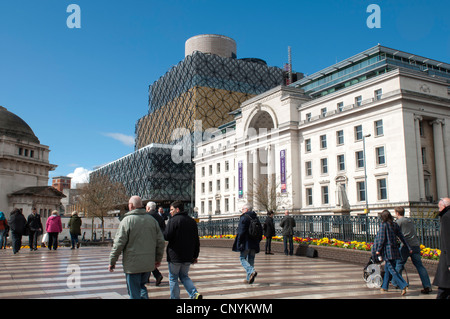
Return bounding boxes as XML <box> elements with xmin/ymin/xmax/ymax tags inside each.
<box><xmin>1</xmin><ymin>0</ymin><xmax>449</xmax><ymax>187</ymax></box>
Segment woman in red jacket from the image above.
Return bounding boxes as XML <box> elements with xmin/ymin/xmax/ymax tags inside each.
<box><xmin>46</xmin><ymin>210</ymin><xmax>62</xmax><ymax>250</ymax></box>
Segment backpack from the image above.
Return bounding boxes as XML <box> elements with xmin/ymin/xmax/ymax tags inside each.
<box><xmin>246</xmin><ymin>214</ymin><xmax>263</xmax><ymax>242</ymax></box>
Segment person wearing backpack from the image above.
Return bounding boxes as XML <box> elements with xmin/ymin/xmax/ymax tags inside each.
<box><xmin>232</xmin><ymin>203</ymin><xmax>262</xmax><ymax>284</ymax></box>
<box><xmin>280</xmin><ymin>210</ymin><xmax>296</xmax><ymax>256</ymax></box>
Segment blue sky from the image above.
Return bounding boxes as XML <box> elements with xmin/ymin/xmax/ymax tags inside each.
<box><xmin>1</xmin><ymin>0</ymin><xmax>449</xmax><ymax>187</ymax></box>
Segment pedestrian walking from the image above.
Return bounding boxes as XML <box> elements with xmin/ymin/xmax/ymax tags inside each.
<box><xmin>109</xmin><ymin>196</ymin><xmax>165</xmax><ymax>299</ymax></box>
<box><xmin>146</xmin><ymin>201</ymin><xmax>164</xmax><ymax>286</ymax></box>
<box><xmin>374</xmin><ymin>209</ymin><xmax>412</xmax><ymax>296</ymax></box>
<box><xmin>26</xmin><ymin>208</ymin><xmax>42</xmax><ymax>251</ymax></box>
<box><xmin>68</xmin><ymin>211</ymin><xmax>82</xmax><ymax>249</ymax></box>
<box><xmin>433</xmin><ymin>197</ymin><xmax>450</xmax><ymax>299</ymax></box>
<box><xmin>0</xmin><ymin>211</ymin><xmax>9</xmax><ymax>249</ymax></box>
<box><xmin>280</xmin><ymin>210</ymin><xmax>296</xmax><ymax>256</ymax></box>
<box><xmin>164</xmin><ymin>200</ymin><xmax>202</xmax><ymax>299</ymax></box>
<box><xmin>263</xmin><ymin>210</ymin><xmax>275</xmax><ymax>254</ymax></box>
<box><xmin>9</xmin><ymin>208</ymin><xmax>27</xmax><ymax>254</ymax></box>
<box><xmin>46</xmin><ymin>210</ymin><xmax>62</xmax><ymax>250</ymax></box>
<box><xmin>232</xmin><ymin>203</ymin><xmax>262</xmax><ymax>284</ymax></box>
<box><xmin>394</xmin><ymin>206</ymin><xmax>432</xmax><ymax>294</ymax></box>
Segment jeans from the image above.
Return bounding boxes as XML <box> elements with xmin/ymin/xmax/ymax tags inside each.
<box><xmin>11</xmin><ymin>231</ymin><xmax>22</xmax><ymax>253</ymax></box>
<box><xmin>125</xmin><ymin>272</ymin><xmax>151</xmax><ymax>299</ymax></box>
<box><xmin>48</xmin><ymin>232</ymin><xmax>58</xmax><ymax>250</ymax></box>
<box><xmin>283</xmin><ymin>235</ymin><xmax>294</xmax><ymax>255</ymax></box>
<box><xmin>70</xmin><ymin>233</ymin><xmax>79</xmax><ymax>248</ymax></box>
<box><xmin>28</xmin><ymin>230</ymin><xmax>39</xmax><ymax>250</ymax></box>
<box><xmin>382</xmin><ymin>258</ymin><xmax>408</xmax><ymax>290</ymax></box>
<box><xmin>395</xmin><ymin>245</ymin><xmax>431</xmax><ymax>289</ymax></box>
<box><xmin>239</xmin><ymin>249</ymin><xmax>256</xmax><ymax>281</ymax></box>
<box><xmin>0</xmin><ymin>229</ymin><xmax>6</xmax><ymax>248</ymax></box>
<box><xmin>265</xmin><ymin>237</ymin><xmax>272</xmax><ymax>253</ymax></box>
<box><xmin>168</xmin><ymin>262</ymin><xmax>198</xmax><ymax>299</ymax></box>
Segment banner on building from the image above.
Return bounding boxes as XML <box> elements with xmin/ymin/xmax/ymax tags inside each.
<box><xmin>280</xmin><ymin>150</ymin><xmax>286</xmax><ymax>193</ymax></box>
<box><xmin>238</xmin><ymin>160</ymin><xmax>243</xmax><ymax>198</ymax></box>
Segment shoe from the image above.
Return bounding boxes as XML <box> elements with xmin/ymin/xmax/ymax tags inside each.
<box><xmin>421</xmin><ymin>287</ymin><xmax>432</xmax><ymax>294</ymax></box>
<box><xmin>155</xmin><ymin>275</ymin><xmax>163</xmax><ymax>286</ymax></box>
<box><xmin>193</xmin><ymin>292</ymin><xmax>203</xmax><ymax>299</ymax></box>
<box><xmin>248</xmin><ymin>271</ymin><xmax>258</xmax><ymax>284</ymax></box>
<box><xmin>380</xmin><ymin>288</ymin><xmax>388</xmax><ymax>292</ymax></box>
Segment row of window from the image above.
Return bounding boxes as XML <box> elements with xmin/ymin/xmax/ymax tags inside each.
<box><xmin>201</xmin><ymin>177</ymin><xmax>232</xmax><ymax>194</ymax></box>
<box><xmin>200</xmin><ymin>197</ymin><xmax>234</xmax><ymax>215</ymax></box>
<box><xmin>200</xmin><ymin>160</ymin><xmax>231</xmax><ymax>177</ymax></box>
<box><xmin>304</xmin><ymin>89</ymin><xmax>383</xmax><ymax>122</ymax></box>
<box><xmin>18</xmin><ymin>147</ymin><xmax>35</xmax><ymax>158</ymax></box>
<box><xmin>304</xmin><ymin>178</ymin><xmax>388</xmax><ymax>206</ymax></box>
<box><xmin>305</xmin><ymin>146</ymin><xmax>386</xmax><ymax>176</ymax></box>
<box><xmin>305</xmin><ymin>119</ymin><xmax>383</xmax><ymax>152</ymax></box>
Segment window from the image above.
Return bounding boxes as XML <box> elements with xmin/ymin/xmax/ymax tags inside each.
<box><xmin>30</xmin><ymin>150</ymin><xmax>34</xmax><ymax>158</ymax></box>
<box><xmin>355</xmin><ymin>95</ymin><xmax>362</xmax><ymax>106</ymax></box>
<box><xmin>305</xmin><ymin>139</ymin><xmax>311</xmax><ymax>152</ymax></box>
<box><xmin>201</xmin><ymin>183</ymin><xmax>205</xmax><ymax>194</ymax></box>
<box><xmin>208</xmin><ymin>181</ymin><xmax>213</xmax><ymax>192</ymax></box>
<box><xmin>201</xmin><ymin>201</ymin><xmax>205</xmax><ymax>215</ymax></box>
<box><xmin>337</xmin><ymin>154</ymin><xmax>345</xmax><ymax>171</ymax></box>
<box><xmin>421</xmin><ymin>147</ymin><xmax>427</xmax><ymax>165</ymax></box>
<box><xmin>321</xmin><ymin>158</ymin><xmax>328</xmax><ymax>174</ymax></box>
<box><xmin>225</xmin><ymin>161</ymin><xmax>229</xmax><ymax>172</ymax></box>
<box><xmin>306</xmin><ymin>113</ymin><xmax>311</xmax><ymax>122</ymax></box>
<box><xmin>375</xmin><ymin>89</ymin><xmax>382</xmax><ymax>101</ymax></box>
<box><xmin>320</xmin><ymin>135</ymin><xmax>327</xmax><ymax>149</ymax></box>
<box><xmin>357</xmin><ymin>181</ymin><xmax>366</xmax><ymax>202</ymax></box>
<box><xmin>376</xmin><ymin>146</ymin><xmax>386</xmax><ymax>165</ymax></box>
<box><xmin>375</xmin><ymin>120</ymin><xmax>383</xmax><ymax>136</ymax></box>
<box><xmin>322</xmin><ymin>186</ymin><xmax>329</xmax><ymax>204</ymax></box>
<box><xmin>355</xmin><ymin>125</ymin><xmax>363</xmax><ymax>141</ymax></box>
<box><xmin>208</xmin><ymin>201</ymin><xmax>212</xmax><ymax>214</ymax></box>
<box><xmin>225</xmin><ymin>198</ymin><xmax>229</xmax><ymax>212</ymax></box>
<box><xmin>336</xmin><ymin>130</ymin><xmax>344</xmax><ymax>145</ymax></box>
<box><xmin>305</xmin><ymin>161</ymin><xmax>312</xmax><ymax>176</ymax></box>
<box><xmin>217</xmin><ymin>163</ymin><xmax>220</xmax><ymax>174</ymax></box>
<box><xmin>225</xmin><ymin>177</ymin><xmax>229</xmax><ymax>190</ymax></box>
<box><xmin>18</xmin><ymin>147</ymin><xmax>23</xmax><ymax>155</ymax></box>
<box><xmin>306</xmin><ymin>188</ymin><xmax>313</xmax><ymax>205</ymax></box>
<box><xmin>378</xmin><ymin>178</ymin><xmax>387</xmax><ymax>200</ymax></box>
<box><xmin>337</xmin><ymin>102</ymin><xmax>344</xmax><ymax>112</ymax></box>
<box><xmin>356</xmin><ymin>151</ymin><xmax>364</xmax><ymax>168</ymax></box>
<box><xmin>321</xmin><ymin>107</ymin><xmax>327</xmax><ymax>117</ymax></box>
<box><xmin>209</xmin><ymin>165</ymin><xmax>213</xmax><ymax>175</ymax></box>
<box><xmin>216</xmin><ymin>180</ymin><xmax>220</xmax><ymax>191</ymax></box>
<box><xmin>201</xmin><ymin>167</ymin><xmax>205</xmax><ymax>177</ymax></box>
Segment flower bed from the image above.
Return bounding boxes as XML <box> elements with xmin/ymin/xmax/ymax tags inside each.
<box><xmin>199</xmin><ymin>235</ymin><xmax>440</xmax><ymax>260</ymax></box>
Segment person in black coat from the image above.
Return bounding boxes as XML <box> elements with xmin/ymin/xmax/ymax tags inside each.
<box><xmin>146</xmin><ymin>201</ymin><xmax>165</xmax><ymax>286</ymax></box>
<box><xmin>163</xmin><ymin>201</ymin><xmax>201</xmax><ymax>299</ymax></box>
<box><xmin>9</xmin><ymin>208</ymin><xmax>27</xmax><ymax>254</ymax></box>
<box><xmin>263</xmin><ymin>211</ymin><xmax>275</xmax><ymax>255</ymax></box>
<box><xmin>232</xmin><ymin>203</ymin><xmax>261</xmax><ymax>284</ymax></box>
<box><xmin>433</xmin><ymin>197</ymin><xmax>450</xmax><ymax>299</ymax></box>
<box><xmin>27</xmin><ymin>208</ymin><xmax>43</xmax><ymax>251</ymax></box>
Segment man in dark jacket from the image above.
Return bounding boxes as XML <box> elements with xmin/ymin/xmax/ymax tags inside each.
<box><xmin>9</xmin><ymin>208</ymin><xmax>27</xmax><ymax>254</ymax></box>
<box><xmin>263</xmin><ymin>211</ymin><xmax>275</xmax><ymax>255</ymax></box>
<box><xmin>232</xmin><ymin>203</ymin><xmax>261</xmax><ymax>284</ymax></box>
<box><xmin>146</xmin><ymin>201</ymin><xmax>164</xmax><ymax>286</ymax></box>
<box><xmin>433</xmin><ymin>197</ymin><xmax>450</xmax><ymax>299</ymax></box>
<box><xmin>27</xmin><ymin>208</ymin><xmax>42</xmax><ymax>251</ymax></box>
<box><xmin>280</xmin><ymin>210</ymin><xmax>296</xmax><ymax>255</ymax></box>
<box><xmin>164</xmin><ymin>201</ymin><xmax>202</xmax><ymax>299</ymax></box>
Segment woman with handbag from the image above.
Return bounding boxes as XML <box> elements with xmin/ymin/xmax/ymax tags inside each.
<box><xmin>374</xmin><ymin>210</ymin><xmax>412</xmax><ymax>296</ymax></box>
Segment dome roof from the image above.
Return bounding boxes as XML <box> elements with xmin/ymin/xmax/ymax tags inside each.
<box><xmin>0</xmin><ymin>106</ymin><xmax>40</xmax><ymax>144</ymax></box>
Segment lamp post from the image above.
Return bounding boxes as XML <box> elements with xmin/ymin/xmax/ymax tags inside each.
<box><xmin>363</xmin><ymin>134</ymin><xmax>371</xmax><ymax>214</ymax></box>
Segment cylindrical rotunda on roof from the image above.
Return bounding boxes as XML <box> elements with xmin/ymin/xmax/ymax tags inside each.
<box><xmin>185</xmin><ymin>34</ymin><xmax>237</xmax><ymax>58</ymax></box>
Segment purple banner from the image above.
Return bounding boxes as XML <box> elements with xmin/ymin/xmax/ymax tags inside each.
<box><xmin>280</xmin><ymin>150</ymin><xmax>286</xmax><ymax>193</ymax></box>
<box><xmin>238</xmin><ymin>160</ymin><xmax>243</xmax><ymax>198</ymax></box>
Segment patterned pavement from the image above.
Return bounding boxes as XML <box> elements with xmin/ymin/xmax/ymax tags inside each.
<box><xmin>0</xmin><ymin>244</ymin><xmax>438</xmax><ymax>300</ymax></box>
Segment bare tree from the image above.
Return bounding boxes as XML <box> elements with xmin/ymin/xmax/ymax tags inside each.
<box><xmin>247</xmin><ymin>174</ymin><xmax>292</xmax><ymax>213</ymax></box>
<box><xmin>78</xmin><ymin>174</ymin><xmax>128</xmax><ymax>241</ymax></box>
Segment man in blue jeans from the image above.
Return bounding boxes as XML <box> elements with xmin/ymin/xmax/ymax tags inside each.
<box><xmin>394</xmin><ymin>206</ymin><xmax>432</xmax><ymax>294</ymax></box>
<box><xmin>109</xmin><ymin>196</ymin><xmax>165</xmax><ymax>299</ymax></box>
<box><xmin>232</xmin><ymin>203</ymin><xmax>261</xmax><ymax>284</ymax></box>
<box><xmin>164</xmin><ymin>201</ymin><xmax>202</xmax><ymax>299</ymax></box>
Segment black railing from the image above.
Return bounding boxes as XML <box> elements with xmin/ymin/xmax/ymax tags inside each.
<box><xmin>198</xmin><ymin>215</ymin><xmax>441</xmax><ymax>249</ymax></box>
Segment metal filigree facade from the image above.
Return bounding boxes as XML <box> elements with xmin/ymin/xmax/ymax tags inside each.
<box><xmin>135</xmin><ymin>52</ymin><xmax>284</xmax><ymax>149</ymax></box>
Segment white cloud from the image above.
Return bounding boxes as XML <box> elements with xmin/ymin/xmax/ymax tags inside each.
<box><xmin>103</xmin><ymin>132</ymin><xmax>135</xmax><ymax>147</ymax></box>
<box><xmin>67</xmin><ymin>167</ymin><xmax>92</xmax><ymax>188</ymax></box>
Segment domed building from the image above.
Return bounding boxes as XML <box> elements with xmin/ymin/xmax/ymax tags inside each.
<box><xmin>0</xmin><ymin>106</ymin><xmax>64</xmax><ymax>219</ymax></box>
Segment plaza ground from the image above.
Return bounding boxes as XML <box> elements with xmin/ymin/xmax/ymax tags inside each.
<box><xmin>0</xmin><ymin>245</ymin><xmax>438</xmax><ymax>300</ymax></box>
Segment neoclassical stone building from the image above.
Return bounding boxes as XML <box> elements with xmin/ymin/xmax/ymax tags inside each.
<box><xmin>194</xmin><ymin>45</ymin><xmax>450</xmax><ymax>218</ymax></box>
<box><xmin>0</xmin><ymin>106</ymin><xmax>63</xmax><ymax>218</ymax></box>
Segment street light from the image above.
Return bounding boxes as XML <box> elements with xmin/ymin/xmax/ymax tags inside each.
<box><xmin>363</xmin><ymin>134</ymin><xmax>371</xmax><ymax>214</ymax></box>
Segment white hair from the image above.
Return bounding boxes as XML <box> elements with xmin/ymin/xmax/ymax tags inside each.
<box><xmin>242</xmin><ymin>203</ymin><xmax>252</xmax><ymax>211</ymax></box>
<box><xmin>146</xmin><ymin>201</ymin><xmax>156</xmax><ymax>210</ymax></box>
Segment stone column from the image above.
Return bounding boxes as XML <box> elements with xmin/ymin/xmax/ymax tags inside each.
<box><xmin>266</xmin><ymin>145</ymin><xmax>275</xmax><ymax>200</ymax></box>
<box><xmin>252</xmin><ymin>149</ymin><xmax>259</xmax><ymax>209</ymax></box>
<box><xmin>414</xmin><ymin>115</ymin><xmax>425</xmax><ymax>200</ymax></box>
<box><xmin>431</xmin><ymin>119</ymin><xmax>448</xmax><ymax>199</ymax></box>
